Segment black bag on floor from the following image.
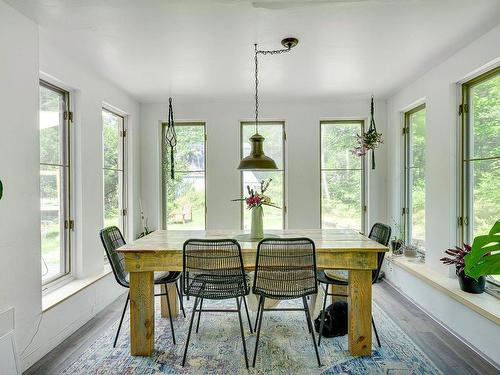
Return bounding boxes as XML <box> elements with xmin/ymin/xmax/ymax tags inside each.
<box><xmin>314</xmin><ymin>301</ymin><xmax>348</xmax><ymax>337</ymax></box>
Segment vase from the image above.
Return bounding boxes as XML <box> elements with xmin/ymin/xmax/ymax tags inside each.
<box><xmin>250</xmin><ymin>205</ymin><xmax>264</xmax><ymax>240</ymax></box>
<box><xmin>457</xmin><ymin>272</ymin><xmax>485</xmax><ymax>294</ymax></box>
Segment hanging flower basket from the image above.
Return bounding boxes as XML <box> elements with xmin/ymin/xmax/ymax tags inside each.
<box><xmin>352</xmin><ymin>97</ymin><xmax>383</xmax><ymax>169</ymax></box>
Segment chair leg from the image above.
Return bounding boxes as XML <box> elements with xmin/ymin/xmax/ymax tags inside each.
<box><xmin>165</xmin><ymin>284</ymin><xmax>176</xmax><ymax>345</ymax></box>
<box><xmin>236</xmin><ymin>298</ymin><xmax>249</xmax><ymax>368</ymax></box>
<box><xmin>175</xmin><ymin>281</ymin><xmax>186</xmax><ymax>318</ymax></box>
<box><xmin>242</xmin><ymin>296</ymin><xmax>253</xmax><ymax>333</ymax></box>
<box><xmin>195</xmin><ymin>298</ymin><xmax>204</xmax><ymax>333</ymax></box>
<box><xmin>318</xmin><ymin>283</ymin><xmax>329</xmax><ymax>346</ymax></box>
<box><xmin>302</xmin><ymin>296</ymin><xmax>321</xmax><ymax>367</ymax></box>
<box><xmin>182</xmin><ymin>296</ymin><xmax>199</xmax><ymax>366</ymax></box>
<box><xmin>252</xmin><ymin>296</ymin><xmax>265</xmax><ymax>367</ymax></box>
<box><xmin>254</xmin><ymin>295</ymin><xmax>262</xmax><ymax>330</ymax></box>
<box><xmin>372</xmin><ymin>316</ymin><xmax>381</xmax><ymax>347</ymax></box>
<box><xmin>113</xmin><ymin>292</ymin><xmax>129</xmax><ymax>348</ymax></box>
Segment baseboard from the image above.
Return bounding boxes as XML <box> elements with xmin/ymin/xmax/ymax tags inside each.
<box><xmin>384</xmin><ymin>278</ymin><xmax>500</xmax><ymax>370</ymax></box>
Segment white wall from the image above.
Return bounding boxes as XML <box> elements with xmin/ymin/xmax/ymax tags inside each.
<box><xmin>385</xmin><ymin>24</ymin><xmax>500</xmax><ymax>366</ymax></box>
<box><xmin>140</xmin><ymin>98</ymin><xmax>387</xmax><ymax>232</ymax></box>
<box><xmin>0</xmin><ymin>1</ymin><xmax>141</xmax><ymax>370</ymax></box>
<box><xmin>0</xmin><ymin>0</ymin><xmax>41</xmax><ymax>370</ymax></box>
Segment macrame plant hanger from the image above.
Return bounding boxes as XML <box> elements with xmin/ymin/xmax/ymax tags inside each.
<box><xmin>165</xmin><ymin>97</ymin><xmax>177</xmax><ymax>179</ymax></box>
<box><xmin>369</xmin><ymin>96</ymin><xmax>377</xmax><ymax>170</ymax></box>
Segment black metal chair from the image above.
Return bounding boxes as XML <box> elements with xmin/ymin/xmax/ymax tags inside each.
<box><xmin>181</xmin><ymin>239</ymin><xmax>253</xmax><ymax>368</ymax></box>
<box><xmin>252</xmin><ymin>238</ymin><xmax>321</xmax><ymax>368</ymax></box>
<box><xmin>316</xmin><ymin>223</ymin><xmax>391</xmax><ymax>346</ymax></box>
<box><xmin>100</xmin><ymin>226</ymin><xmax>185</xmax><ymax>347</ymax></box>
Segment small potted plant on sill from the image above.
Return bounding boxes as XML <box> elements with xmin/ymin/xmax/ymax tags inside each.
<box><xmin>390</xmin><ymin>217</ymin><xmax>404</xmax><ymax>255</ymax></box>
<box><xmin>440</xmin><ymin>244</ymin><xmax>484</xmax><ymax>293</ymax></box>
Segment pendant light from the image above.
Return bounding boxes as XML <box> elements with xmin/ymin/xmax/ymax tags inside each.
<box><xmin>238</xmin><ymin>38</ymin><xmax>299</xmax><ymax>170</ymax></box>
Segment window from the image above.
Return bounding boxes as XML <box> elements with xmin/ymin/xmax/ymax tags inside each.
<box><xmin>404</xmin><ymin>104</ymin><xmax>426</xmax><ymax>249</ymax></box>
<box><xmin>162</xmin><ymin>122</ymin><xmax>206</xmax><ymax>229</ymax></box>
<box><xmin>461</xmin><ymin>67</ymin><xmax>500</xmax><ymax>286</ymax></box>
<box><xmin>39</xmin><ymin>81</ymin><xmax>71</xmax><ymax>284</ymax></box>
<box><xmin>321</xmin><ymin>120</ymin><xmax>366</xmax><ymax>231</ymax></box>
<box><xmin>102</xmin><ymin>109</ymin><xmax>126</xmax><ymax>236</ymax></box>
<box><xmin>241</xmin><ymin>121</ymin><xmax>285</xmax><ymax>230</ymax></box>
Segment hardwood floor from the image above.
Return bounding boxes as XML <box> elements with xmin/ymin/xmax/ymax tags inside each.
<box><xmin>24</xmin><ymin>282</ymin><xmax>498</xmax><ymax>375</ymax></box>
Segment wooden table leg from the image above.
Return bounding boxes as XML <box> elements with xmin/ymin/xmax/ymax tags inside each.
<box><xmin>348</xmin><ymin>269</ymin><xmax>372</xmax><ymax>356</ymax></box>
<box><xmin>161</xmin><ymin>283</ymin><xmax>179</xmax><ymax>318</ymax></box>
<box><xmin>130</xmin><ymin>271</ymin><xmax>154</xmax><ymax>356</ymax></box>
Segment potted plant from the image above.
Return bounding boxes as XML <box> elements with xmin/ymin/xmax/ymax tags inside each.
<box><xmin>390</xmin><ymin>217</ymin><xmax>404</xmax><ymax>255</ymax></box>
<box><xmin>440</xmin><ymin>244</ymin><xmax>485</xmax><ymax>293</ymax></box>
<box><xmin>464</xmin><ymin>220</ymin><xmax>500</xmax><ymax>286</ymax></box>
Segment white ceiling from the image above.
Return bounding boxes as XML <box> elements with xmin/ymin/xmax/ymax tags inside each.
<box><xmin>6</xmin><ymin>0</ymin><xmax>500</xmax><ymax>102</ymax></box>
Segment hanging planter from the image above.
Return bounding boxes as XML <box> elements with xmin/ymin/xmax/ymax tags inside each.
<box><xmin>165</xmin><ymin>97</ymin><xmax>177</xmax><ymax>179</ymax></box>
<box><xmin>352</xmin><ymin>96</ymin><xmax>383</xmax><ymax>169</ymax></box>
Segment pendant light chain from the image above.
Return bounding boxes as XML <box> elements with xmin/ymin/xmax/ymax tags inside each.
<box><xmin>254</xmin><ymin>43</ymin><xmax>293</xmax><ymax>135</ymax></box>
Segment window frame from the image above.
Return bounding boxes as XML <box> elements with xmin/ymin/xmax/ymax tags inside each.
<box><xmin>239</xmin><ymin>121</ymin><xmax>286</xmax><ymax>230</ymax></box>
<box><xmin>403</xmin><ymin>103</ymin><xmax>426</xmax><ymax>249</ymax></box>
<box><xmin>39</xmin><ymin>80</ymin><xmax>72</xmax><ymax>287</ymax></box>
<box><xmin>319</xmin><ymin>120</ymin><xmax>367</xmax><ymax>233</ymax></box>
<box><xmin>101</xmin><ymin>107</ymin><xmax>128</xmax><ymax>238</ymax></box>
<box><xmin>460</xmin><ymin>66</ymin><xmax>500</xmax><ymax>288</ymax></box>
<box><xmin>161</xmin><ymin>121</ymin><xmax>207</xmax><ymax>230</ymax></box>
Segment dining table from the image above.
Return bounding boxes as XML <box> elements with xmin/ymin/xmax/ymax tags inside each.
<box><xmin>117</xmin><ymin>228</ymin><xmax>388</xmax><ymax>357</ymax></box>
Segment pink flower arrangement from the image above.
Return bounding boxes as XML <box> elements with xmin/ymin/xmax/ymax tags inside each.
<box><xmin>232</xmin><ymin>178</ymin><xmax>280</xmax><ymax>210</ymax></box>
<box><xmin>351</xmin><ymin>128</ymin><xmax>384</xmax><ymax>157</ymax></box>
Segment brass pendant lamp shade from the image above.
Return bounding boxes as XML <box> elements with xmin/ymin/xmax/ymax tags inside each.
<box><xmin>238</xmin><ymin>38</ymin><xmax>298</xmax><ymax>170</ymax></box>
<box><xmin>238</xmin><ymin>133</ymin><xmax>278</xmax><ymax>170</ymax></box>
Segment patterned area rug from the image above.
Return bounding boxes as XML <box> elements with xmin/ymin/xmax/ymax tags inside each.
<box><xmin>61</xmin><ymin>298</ymin><xmax>442</xmax><ymax>374</ymax></box>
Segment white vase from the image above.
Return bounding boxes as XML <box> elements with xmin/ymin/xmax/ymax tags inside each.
<box><xmin>250</xmin><ymin>206</ymin><xmax>264</xmax><ymax>239</ymax></box>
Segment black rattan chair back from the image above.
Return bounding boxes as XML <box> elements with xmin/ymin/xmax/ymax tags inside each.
<box><xmin>368</xmin><ymin>223</ymin><xmax>391</xmax><ymax>283</ymax></box>
<box><xmin>253</xmin><ymin>238</ymin><xmax>317</xmax><ymax>300</ymax></box>
<box><xmin>182</xmin><ymin>239</ymin><xmax>249</xmax><ymax>299</ymax></box>
<box><xmin>100</xmin><ymin>226</ymin><xmax>128</xmax><ymax>288</ymax></box>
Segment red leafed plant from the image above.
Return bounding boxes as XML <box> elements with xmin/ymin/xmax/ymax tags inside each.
<box><xmin>440</xmin><ymin>244</ymin><xmax>471</xmax><ymax>276</ymax></box>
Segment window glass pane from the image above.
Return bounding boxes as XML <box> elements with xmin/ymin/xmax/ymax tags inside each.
<box><xmin>409</xmin><ymin>108</ymin><xmax>426</xmax><ymax>248</ymax></box>
<box><xmin>242</xmin><ymin>123</ymin><xmax>283</xmax><ymax>168</ymax></box>
<box><xmin>321</xmin><ymin>121</ymin><xmax>364</xmax><ymax>231</ymax></box>
<box><xmin>172</xmin><ymin>125</ymin><xmax>205</xmax><ymax>171</ymax></box>
<box><xmin>40</xmin><ymin>86</ymin><xmax>63</xmax><ymax>165</ymax></box>
<box><xmin>102</xmin><ymin>110</ymin><xmax>123</xmax><ymax>170</ymax></box>
<box><xmin>469</xmin><ymin>159</ymin><xmax>500</xmax><ymax>238</ymax></box>
<box><xmin>103</xmin><ymin>169</ymin><xmax>123</xmax><ymax>229</ymax></box>
<box><xmin>242</xmin><ymin>171</ymin><xmax>283</xmax><ymax>230</ymax></box>
<box><xmin>321</xmin><ymin>122</ymin><xmax>361</xmax><ymax>170</ymax></box>
<box><xmin>321</xmin><ymin>170</ymin><xmax>362</xmax><ymax>231</ymax></box>
<box><xmin>40</xmin><ymin>165</ymin><xmax>65</xmax><ymax>282</ymax></box>
<box><xmin>470</xmin><ymin>74</ymin><xmax>500</xmax><ymax>159</ymax></box>
<box><xmin>241</xmin><ymin>122</ymin><xmax>284</xmax><ymax>230</ymax></box>
<box><xmin>166</xmin><ymin>172</ymin><xmax>205</xmax><ymax>229</ymax></box>
<box><xmin>163</xmin><ymin>123</ymin><xmax>206</xmax><ymax>229</ymax></box>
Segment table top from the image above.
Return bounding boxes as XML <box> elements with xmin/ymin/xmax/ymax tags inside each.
<box><xmin>117</xmin><ymin>229</ymin><xmax>388</xmax><ymax>253</ymax></box>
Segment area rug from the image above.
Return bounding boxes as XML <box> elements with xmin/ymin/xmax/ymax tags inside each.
<box><xmin>61</xmin><ymin>298</ymin><xmax>442</xmax><ymax>375</ymax></box>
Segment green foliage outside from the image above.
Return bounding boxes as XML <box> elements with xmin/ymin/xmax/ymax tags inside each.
<box><xmin>321</xmin><ymin>122</ymin><xmax>363</xmax><ymax>231</ymax></box>
<box><xmin>469</xmin><ymin>74</ymin><xmax>500</xmax><ymax>239</ymax></box>
<box><xmin>163</xmin><ymin>124</ymin><xmax>205</xmax><ymax>229</ymax></box>
<box><xmin>408</xmin><ymin>108</ymin><xmax>426</xmax><ymax>248</ymax></box>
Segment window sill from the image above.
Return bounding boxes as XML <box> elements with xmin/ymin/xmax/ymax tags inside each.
<box><xmin>42</xmin><ymin>265</ymin><xmax>113</xmax><ymax>312</ymax></box>
<box><xmin>386</xmin><ymin>254</ymin><xmax>500</xmax><ymax>325</ymax></box>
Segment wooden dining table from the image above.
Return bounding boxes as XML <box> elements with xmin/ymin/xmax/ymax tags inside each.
<box><xmin>117</xmin><ymin>229</ymin><xmax>388</xmax><ymax>357</ymax></box>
